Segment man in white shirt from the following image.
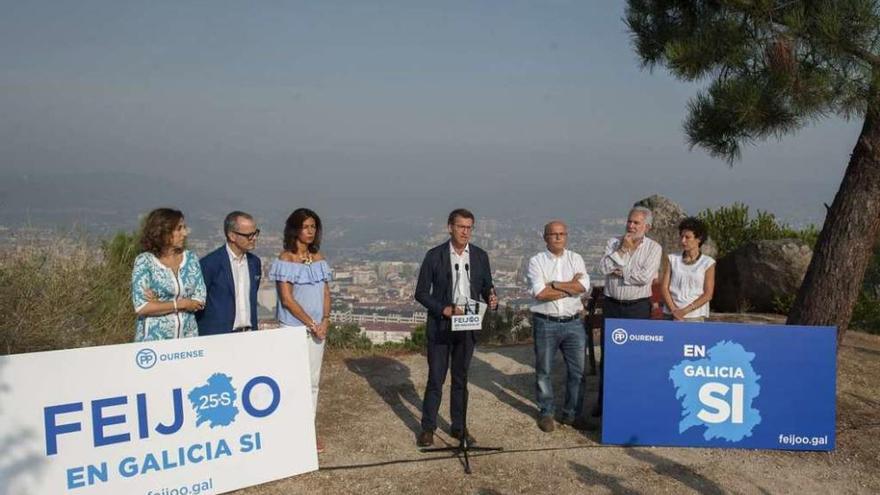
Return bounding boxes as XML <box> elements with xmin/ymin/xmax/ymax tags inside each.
<box><xmin>197</xmin><ymin>211</ymin><xmax>262</xmax><ymax>335</ymax></box>
<box><xmin>526</xmin><ymin>220</ymin><xmax>591</xmax><ymax>432</ymax></box>
<box><xmin>593</xmin><ymin>206</ymin><xmax>662</xmax><ymax>416</ymax></box>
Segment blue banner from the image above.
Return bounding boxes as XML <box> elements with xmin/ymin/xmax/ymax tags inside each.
<box><xmin>601</xmin><ymin>319</ymin><xmax>836</xmax><ymax>451</ymax></box>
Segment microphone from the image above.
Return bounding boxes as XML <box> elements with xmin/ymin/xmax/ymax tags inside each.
<box><xmin>453</xmin><ymin>263</ymin><xmax>461</xmax><ymax>310</ymax></box>
<box><xmin>463</xmin><ymin>264</ymin><xmax>472</xmax><ymax>313</ymax></box>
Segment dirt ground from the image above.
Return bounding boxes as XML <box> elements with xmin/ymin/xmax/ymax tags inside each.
<box><xmin>236</xmin><ymin>321</ymin><xmax>880</xmax><ymax>495</ymax></box>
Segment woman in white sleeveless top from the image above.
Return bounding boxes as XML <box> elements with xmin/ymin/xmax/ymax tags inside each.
<box><xmin>661</xmin><ymin>217</ymin><xmax>715</xmax><ymax>321</ymax></box>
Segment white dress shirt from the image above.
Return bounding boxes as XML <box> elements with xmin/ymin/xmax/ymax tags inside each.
<box><xmin>226</xmin><ymin>243</ymin><xmax>252</xmax><ymax>329</ymax></box>
<box><xmin>527</xmin><ymin>249</ymin><xmax>590</xmax><ymax>317</ymax></box>
<box><xmin>449</xmin><ymin>243</ymin><xmax>471</xmax><ymax>306</ymax></box>
<box><xmin>600</xmin><ymin>236</ymin><xmax>662</xmax><ymax>301</ymax></box>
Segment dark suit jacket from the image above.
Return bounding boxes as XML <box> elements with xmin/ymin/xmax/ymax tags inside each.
<box><xmin>415</xmin><ymin>241</ymin><xmax>494</xmax><ymax>345</ymax></box>
<box><xmin>196</xmin><ymin>245</ymin><xmax>261</xmax><ymax>335</ymax></box>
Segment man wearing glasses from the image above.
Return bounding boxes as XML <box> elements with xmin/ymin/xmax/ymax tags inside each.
<box><xmin>415</xmin><ymin>208</ymin><xmax>498</xmax><ymax>447</ymax></box>
<box><xmin>526</xmin><ymin>221</ymin><xmax>592</xmax><ymax>432</ymax></box>
<box><xmin>197</xmin><ymin>211</ymin><xmax>262</xmax><ymax>335</ymax></box>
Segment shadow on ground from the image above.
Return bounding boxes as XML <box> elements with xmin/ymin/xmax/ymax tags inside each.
<box><xmin>345</xmin><ymin>356</ymin><xmax>451</xmax><ymax>436</ymax></box>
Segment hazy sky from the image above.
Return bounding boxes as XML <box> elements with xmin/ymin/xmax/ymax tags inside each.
<box><xmin>0</xmin><ymin>1</ymin><xmax>862</xmax><ymax>224</ymax></box>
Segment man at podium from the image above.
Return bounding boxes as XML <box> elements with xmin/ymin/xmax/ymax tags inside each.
<box><xmin>414</xmin><ymin>208</ymin><xmax>498</xmax><ymax>447</ymax></box>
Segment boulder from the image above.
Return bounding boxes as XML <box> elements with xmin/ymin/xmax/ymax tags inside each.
<box><xmin>712</xmin><ymin>239</ymin><xmax>812</xmax><ymax>313</ymax></box>
<box><xmin>633</xmin><ymin>195</ymin><xmax>718</xmax><ymax>258</ymax></box>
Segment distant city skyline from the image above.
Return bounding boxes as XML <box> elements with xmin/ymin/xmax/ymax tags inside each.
<box><xmin>0</xmin><ymin>2</ymin><xmax>860</xmax><ymax>227</ymax></box>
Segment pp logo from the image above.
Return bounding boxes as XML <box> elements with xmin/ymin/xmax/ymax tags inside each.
<box><xmin>611</xmin><ymin>328</ymin><xmax>628</xmax><ymax>345</ymax></box>
<box><xmin>136</xmin><ymin>348</ymin><xmax>158</xmax><ymax>369</ymax></box>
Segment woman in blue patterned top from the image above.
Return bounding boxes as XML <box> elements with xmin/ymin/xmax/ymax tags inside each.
<box><xmin>131</xmin><ymin>208</ymin><xmax>206</xmax><ymax>341</ymax></box>
<box><xmin>269</xmin><ymin>208</ymin><xmax>331</xmax><ymax>453</ymax></box>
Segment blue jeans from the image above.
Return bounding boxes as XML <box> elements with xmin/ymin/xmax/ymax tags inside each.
<box><xmin>532</xmin><ymin>315</ymin><xmax>586</xmax><ymax>420</ymax></box>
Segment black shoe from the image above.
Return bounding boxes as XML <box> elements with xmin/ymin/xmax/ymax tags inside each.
<box><xmin>450</xmin><ymin>429</ymin><xmax>476</xmax><ymax>445</ymax></box>
<box><xmin>417</xmin><ymin>430</ymin><xmax>434</xmax><ymax>447</ymax></box>
<box><xmin>557</xmin><ymin>415</ymin><xmax>575</xmax><ymax>426</ymax></box>
<box><xmin>570</xmin><ymin>417</ymin><xmax>599</xmax><ymax>431</ymax></box>
<box><xmin>538</xmin><ymin>415</ymin><xmax>556</xmax><ymax>432</ymax></box>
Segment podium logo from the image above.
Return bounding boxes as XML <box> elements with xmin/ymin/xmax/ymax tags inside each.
<box><xmin>611</xmin><ymin>328</ymin><xmax>628</xmax><ymax>345</ymax></box>
<box><xmin>136</xmin><ymin>349</ymin><xmax>158</xmax><ymax>369</ymax></box>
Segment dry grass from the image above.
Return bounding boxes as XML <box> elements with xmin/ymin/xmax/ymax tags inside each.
<box><xmin>0</xmin><ymin>240</ymin><xmax>133</xmax><ymax>355</ymax></box>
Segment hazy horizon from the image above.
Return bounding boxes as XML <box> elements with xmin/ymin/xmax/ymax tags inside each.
<box><xmin>0</xmin><ymin>2</ymin><xmax>862</xmax><ymax>229</ymax></box>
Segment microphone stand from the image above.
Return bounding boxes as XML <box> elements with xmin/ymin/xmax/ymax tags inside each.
<box><xmin>419</xmin><ymin>376</ymin><xmax>503</xmax><ymax>474</ymax></box>
<box><xmin>421</xmin><ymin>285</ymin><xmax>502</xmax><ymax>475</ymax></box>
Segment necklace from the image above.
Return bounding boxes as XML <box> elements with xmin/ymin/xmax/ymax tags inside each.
<box><xmin>682</xmin><ymin>251</ymin><xmax>701</xmax><ymax>265</ymax></box>
<box><xmin>299</xmin><ymin>252</ymin><xmax>313</xmax><ymax>265</ymax></box>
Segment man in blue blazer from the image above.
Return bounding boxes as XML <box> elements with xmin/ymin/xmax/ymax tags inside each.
<box><xmin>196</xmin><ymin>211</ymin><xmax>262</xmax><ymax>335</ymax></box>
<box><xmin>415</xmin><ymin>208</ymin><xmax>498</xmax><ymax>447</ymax></box>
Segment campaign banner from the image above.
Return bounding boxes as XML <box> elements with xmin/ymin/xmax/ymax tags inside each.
<box><xmin>0</xmin><ymin>329</ymin><xmax>317</xmax><ymax>495</ymax></box>
<box><xmin>601</xmin><ymin>319</ymin><xmax>836</xmax><ymax>451</ymax></box>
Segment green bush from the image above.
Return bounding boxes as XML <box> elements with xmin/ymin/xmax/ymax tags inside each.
<box><xmin>771</xmin><ymin>294</ymin><xmax>795</xmax><ymax>315</ymax></box>
<box><xmin>479</xmin><ymin>306</ymin><xmax>528</xmax><ymax>345</ymax></box>
<box><xmin>851</xmin><ymin>240</ymin><xmax>880</xmax><ymax>334</ymax></box>
<box><xmin>404</xmin><ymin>324</ymin><xmax>426</xmax><ymax>349</ymax></box>
<box><xmin>326</xmin><ymin>323</ymin><xmax>427</xmax><ymax>353</ymax></box>
<box><xmin>326</xmin><ymin>322</ymin><xmax>373</xmax><ymax>350</ymax></box>
<box><xmin>698</xmin><ymin>203</ymin><xmax>818</xmax><ymax>258</ymax></box>
<box><xmin>701</xmin><ymin>203</ymin><xmax>878</xmax><ymax>333</ymax></box>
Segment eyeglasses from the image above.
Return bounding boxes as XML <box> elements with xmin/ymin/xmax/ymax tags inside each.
<box><xmin>233</xmin><ymin>229</ymin><xmax>260</xmax><ymax>240</ymax></box>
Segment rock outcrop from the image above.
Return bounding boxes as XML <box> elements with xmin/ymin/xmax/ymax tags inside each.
<box><xmin>634</xmin><ymin>195</ymin><xmax>718</xmax><ymax>258</ymax></box>
<box><xmin>712</xmin><ymin>239</ymin><xmax>812</xmax><ymax>313</ymax></box>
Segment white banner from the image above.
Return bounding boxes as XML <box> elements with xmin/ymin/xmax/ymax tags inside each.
<box><xmin>451</xmin><ymin>314</ymin><xmax>483</xmax><ymax>331</ymax></box>
<box><xmin>0</xmin><ymin>329</ymin><xmax>317</xmax><ymax>495</ymax></box>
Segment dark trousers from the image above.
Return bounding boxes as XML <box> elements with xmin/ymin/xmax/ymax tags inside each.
<box><xmin>596</xmin><ymin>297</ymin><xmax>651</xmax><ymax>415</ymax></box>
<box><xmin>421</xmin><ymin>334</ymin><xmax>475</xmax><ymax>433</ymax></box>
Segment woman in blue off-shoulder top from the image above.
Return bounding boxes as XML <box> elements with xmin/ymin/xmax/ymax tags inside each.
<box><xmin>269</xmin><ymin>208</ymin><xmax>332</xmax><ymax>453</ymax></box>
<box><xmin>131</xmin><ymin>208</ymin><xmax>206</xmax><ymax>341</ymax></box>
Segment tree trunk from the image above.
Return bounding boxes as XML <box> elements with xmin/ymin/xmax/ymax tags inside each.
<box><xmin>787</xmin><ymin>99</ymin><xmax>880</xmax><ymax>343</ymax></box>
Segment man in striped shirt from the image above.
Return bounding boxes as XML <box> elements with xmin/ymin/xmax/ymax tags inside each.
<box><xmin>593</xmin><ymin>205</ymin><xmax>662</xmax><ymax>416</ymax></box>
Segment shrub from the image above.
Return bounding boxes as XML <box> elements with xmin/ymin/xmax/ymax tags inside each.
<box><xmin>771</xmin><ymin>294</ymin><xmax>795</xmax><ymax>315</ymax></box>
<box><xmin>479</xmin><ymin>306</ymin><xmax>529</xmax><ymax>345</ymax></box>
<box><xmin>697</xmin><ymin>203</ymin><xmax>818</xmax><ymax>258</ymax></box>
<box><xmin>0</xmin><ymin>233</ymin><xmax>137</xmax><ymax>355</ymax></box>
<box><xmin>326</xmin><ymin>322</ymin><xmax>373</xmax><ymax>350</ymax></box>
<box><xmin>851</xmin><ymin>240</ymin><xmax>880</xmax><ymax>334</ymax></box>
<box><xmin>701</xmin><ymin>203</ymin><xmax>877</xmax><ymax>332</ymax></box>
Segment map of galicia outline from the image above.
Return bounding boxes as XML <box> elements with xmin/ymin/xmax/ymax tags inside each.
<box><xmin>187</xmin><ymin>372</ymin><xmax>239</xmax><ymax>428</ymax></box>
<box><xmin>669</xmin><ymin>340</ymin><xmax>762</xmax><ymax>442</ymax></box>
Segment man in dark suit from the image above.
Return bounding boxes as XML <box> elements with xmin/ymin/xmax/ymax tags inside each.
<box><xmin>196</xmin><ymin>211</ymin><xmax>262</xmax><ymax>335</ymax></box>
<box><xmin>415</xmin><ymin>208</ymin><xmax>498</xmax><ymax>447</ymax></box>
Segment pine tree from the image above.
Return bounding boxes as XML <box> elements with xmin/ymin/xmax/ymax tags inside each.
<box><xmin>626</xmin><ymin>0</ymin><xmax>880</xmax><ymax>342</ymax></box>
